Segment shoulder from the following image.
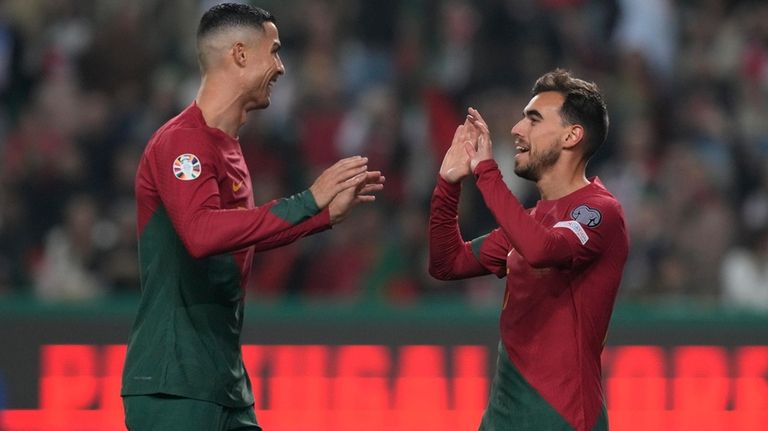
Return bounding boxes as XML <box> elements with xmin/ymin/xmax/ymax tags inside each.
<box><xmin>146</xmin><ymin>106</ymin><xmax>218</xmax><ymax>156</ymax></box>
<box><xmin>567</xmin><ymin>203</ymin><xmax>621</xmax><ymax>229</ymax></box>
<box><xmin>577</xmin><ymin>179</ymin><xmax>625</xmax><ymax>221</ymax></box>
<box><xmin>142</xmin><ymin>126</ymin><xmax>224</xmax><ymax>186</ymax></box>
<box><xmin>565</xmin><ymin>181</ymin><xmax>627</xmax><ymax>242</ymax></box>
<box><xmin>148</xmin><ymin>126</ymin><xmax>220</xmax><ymax>162</ymax></box>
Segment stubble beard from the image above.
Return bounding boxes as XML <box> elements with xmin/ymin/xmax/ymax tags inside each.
<box><xmin>514</xmin><ymin>144</ymin><xmax>561</xmax><ymax>182</ymax></box>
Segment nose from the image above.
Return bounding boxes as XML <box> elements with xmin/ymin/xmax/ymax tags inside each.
<box><xmin>510</xmin><ymin>118</ymin><xmax>525</xmax><ymax>138</ymax></box>
<box><xmin>276</xmin><ymin>54</ymin><xmax>285</xmax><ymax>75</ymax></box>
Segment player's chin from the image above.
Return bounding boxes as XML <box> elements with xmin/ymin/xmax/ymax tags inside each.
<box><xmin>514</xmin><ymin>165</ymin><xmax>539</xmax><ymax>181</ymax></box>
<box><xmin>513</xmin><ymin>162</ymin><xmax>530</xmax><ymax>178</ymax></box>
<box><xmin>247</xmin><ymin>98</ymin><xmax>270</xmax><ymax>111</ymax></box>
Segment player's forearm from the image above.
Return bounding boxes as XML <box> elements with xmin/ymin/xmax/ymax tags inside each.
<box><xmin>473</xmin><ymin>160</ymin><xmax>573</xmax><ymax>268</ymax></box>
<box><xmin>251</xmin><ymin>209</ymin><xmax>331</xmax><ymax>252</ymax></box>
<box><xmin>179</xmin><ymin>190</ymin><xmax>328</xmax><ymax>258</ymax></box>
<box><xmin>428</xmin><ymin>177</ymin><xmax>488</xmax><ymax>280</ymax></box>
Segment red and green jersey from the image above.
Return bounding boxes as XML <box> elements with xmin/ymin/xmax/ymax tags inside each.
<box><xmin>121</xmin><ymin>103</ymin><xmax>331</xmax><ymax>407</ymax></box>
<box><xmin>429</xmin><ymin>160</ymin><xmax>629</xmax><ymax>431</ymax></box>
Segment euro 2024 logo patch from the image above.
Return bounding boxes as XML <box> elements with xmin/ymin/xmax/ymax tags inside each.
<box><xmin>571</xmin><ymin>204</ymin><xmax>602</xmax><ymax>227</ymax></box>
<box><xmin>173</xmin><ymin>154</ymin><xmax>201</xmax><ymax>180</ymax></box>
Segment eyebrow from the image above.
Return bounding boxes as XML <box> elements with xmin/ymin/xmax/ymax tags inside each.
<box><xmin>524</xmin><ymin>109</ymin><xmax>543</xmax><ymax>121</ymax></box>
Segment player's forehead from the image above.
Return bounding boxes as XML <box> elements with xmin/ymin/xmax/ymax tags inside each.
<box><xmin>257</xmin><ymin>21</ymin><xmax>280</xmax><ymax>47</ymax></box>
<box><xmin>524</xmin><ymin>91</ymin><xmax>564</xmax><ymax>118</ymax></box>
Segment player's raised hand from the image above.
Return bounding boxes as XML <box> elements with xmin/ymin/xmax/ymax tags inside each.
<box><xmin>329</xmin><ymin>171</ymin><xmax>385</xmax><ymax>225</ymax></box>
<box><xmin>439</xmin><ymin>117</ymin><xmax>478</xmax><ymax>184</ymax></box>
<box><xmin>309</xmin><ymin>156</ymin><xmax>369</xmax><ymax>209</ymax></box>
<box><xmin>465</xmin><ymin>107</ymin><xmax>493</xmax><ymax>171</ymax></box>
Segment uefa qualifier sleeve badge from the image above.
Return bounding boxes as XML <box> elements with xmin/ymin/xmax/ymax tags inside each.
<box><xmin>173</xmin><ymin>154</ymin><xmax>202</xmax><ymax>180</ymax></box>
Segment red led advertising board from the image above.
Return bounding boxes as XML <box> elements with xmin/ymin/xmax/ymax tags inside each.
<box><xmin>1</xmin><ymin>301</ymin><xmax>767</xmax><ymax>431</ymax></box>
<box><xmin>2</xmin><ymin>344</ymin><xmax>768</xmax><ymax>431</ymax></box>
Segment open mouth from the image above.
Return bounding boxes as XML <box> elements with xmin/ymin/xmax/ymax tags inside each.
<box><xmin>514</xmin><ymin>138</ymin><xmax>529</xmax><ymax>154</ymax></box>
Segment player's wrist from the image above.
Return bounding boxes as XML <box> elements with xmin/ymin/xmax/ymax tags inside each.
<box><xmin>436</xmin><ymin>174</ymin><xmax>462</xmax><ymax>193</ymax></box>
<box><xmin>438</xmin><ymin>169</ymin><xmax>467</xmax><ymax>184</ymax></box>
<box><xmin>301</xmin><ymin>189</ymin><xmax>321</xmax><ymax>213</ymax></box>
<box><xmin>473</xmin><ymin>159</ymin><xmax>497</xmax><ymax>176</ymax></box>
<box><xmin>328</xmin><ymin>203</ymin><xmax>344</xmax><ymax>225</ymax></box>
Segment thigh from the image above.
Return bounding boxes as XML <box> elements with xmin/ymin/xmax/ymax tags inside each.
<box><xmin>123</xmin><ymin>394</ymin><xmax>225</xmax><ymax>431</ymax></box>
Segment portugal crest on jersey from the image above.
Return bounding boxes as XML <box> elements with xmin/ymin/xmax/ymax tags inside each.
<box><xmin>173</xmin><ymin>154</ymin><xmax>201</xmax><ymax>180</ymax></box>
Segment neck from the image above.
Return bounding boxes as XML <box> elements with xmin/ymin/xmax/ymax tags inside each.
<box><xmin>195</xmin><ymin>74</ymin><xmax>246</xmax><ymax>138</ymax></box>
<box><xmin>535</xmin><ymin>158</ymin><xmax>590</xmax><ymax>200</ymax></box>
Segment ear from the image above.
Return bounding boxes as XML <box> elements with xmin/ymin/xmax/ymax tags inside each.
<box><xmin>232</xmin><ymin>42</ymin><xmax>247</xmax><ymax>67</ymax></box>
<box><xmin>562</xmin><ymin>124</ymin><xmax>584</xmax><ymax>150</ymax></box>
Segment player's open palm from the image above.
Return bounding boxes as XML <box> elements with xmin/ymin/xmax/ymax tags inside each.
<box><xmin>466</xmin><ymin>107</ymin><xmax>493</xmax><ymax>171</ymax></box>
<box><xmin>328</xmin><ymin>171</ymin><xmax>385</xmax><ymax>224</ymax></box>
<box><xmin>439</xmin><ymin>118</ymin><xmax>477</xmax><ymax>184</ymax></box>
<box><xmin>310</xmin><ymin>156</ymin><xmax>369</xmax><ymax>208</ymax></box>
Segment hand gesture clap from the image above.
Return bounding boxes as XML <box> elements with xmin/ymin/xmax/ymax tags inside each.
<box><xmin>329</xmin><ymin>171</ymin><xmax>385</xmax><ymax>225</ymax></box>
<box><xmin>439</xmin><ymin>117</ymin><xmax>479</xmax><ymax>184</ymax></box>
<box><xmin>309</xmin><ymin>156</ymin><xmax>370</xmax><ymax>209</ymax></box>
<box><xmin>465</xmin><ymin>107</ymin><xmax>493</xmax><ymax>171</ymax></box>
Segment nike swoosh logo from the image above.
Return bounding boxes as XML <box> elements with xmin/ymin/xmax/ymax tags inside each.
<box><xmin>232</xmin><ymin>181</ymin><xmax>243</xmax><ymax>192</ymax></box>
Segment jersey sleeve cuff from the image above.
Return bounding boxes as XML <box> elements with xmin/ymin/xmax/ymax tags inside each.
<box><xmin>473</xmin><ymin>159</ymin><xmax>499</xmax><ymax>178</ymax></box>
<box><xmin>302</xmin><ymin>189</ymin><xmax>321</xmax><ymax>213</ymax></box>
<box><xmin>269</xmin><ymin>189</ymin><xmax>322</xmax><ymax>225</ymax></box>
<box><xmin>436</xmin><ymin>175</ymin><xmax>462</xmax><ymax>194</ymax></box>
<box><xmin>302</xmin><ymin>207</ymin><xmax>333</xmax><ymax>234</ymax></box>
<box><xmin>317</xmin><ymin>207</ymin><xmax>332</xmax><ymax>229</ymax></box>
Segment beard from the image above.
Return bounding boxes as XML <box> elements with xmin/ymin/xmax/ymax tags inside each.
<box><xmin>514</xmin><ymin>144</ymin><xmax>561</xmax><ymax>181</ymax></box>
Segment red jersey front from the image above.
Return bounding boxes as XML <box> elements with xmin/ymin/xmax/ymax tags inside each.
<box><xmin>429</xmin><ymin>159</ymin><xmax>629</xmax><ymax>430</ymax></box>
<box><xmin>123</xmin><ymin>103</ymin><xmax>331</xmax><ymax>406</ymax></box>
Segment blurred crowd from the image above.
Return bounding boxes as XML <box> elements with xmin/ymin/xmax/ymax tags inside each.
<box><xmin>0</xmin><ymin>0</ymin><xmax>767</xmax><ymax>309</ymax></box>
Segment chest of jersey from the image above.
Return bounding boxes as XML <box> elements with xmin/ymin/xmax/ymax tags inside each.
<box><xmin>219</xmin><ymin>148</ymin><xmax>253</xmax><ymax>210</ymax></box>
<box><xmin>503</xmin><ymin>203</ymin><xmax>572</xmax><ymax>310</ymax></box>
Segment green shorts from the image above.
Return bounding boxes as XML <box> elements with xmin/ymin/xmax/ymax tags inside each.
<box><xmin>123</xmin><ymin>394</ymin><xmax>262</xmax><ymax>431</ymax></box>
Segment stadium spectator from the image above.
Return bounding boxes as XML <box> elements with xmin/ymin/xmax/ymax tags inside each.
<box><xmin>0</xmin><ymin>0</ymin><xmax>766</xmax><ymax>307</ymax></box>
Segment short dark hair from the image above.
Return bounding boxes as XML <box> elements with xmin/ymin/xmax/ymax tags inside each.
<box><xmin>532</xmin><ymin>69</ymin><xmax>609</xmax><ymax>160</ymax></box>
<box><xmin>197</xmin><ymin>3</ymin><xmax>276</xmax><ymax>42</ymax></box>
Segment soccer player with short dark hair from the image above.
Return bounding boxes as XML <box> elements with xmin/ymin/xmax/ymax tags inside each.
<box><xmin>121</xmin><ymin>4</ymin><xmax>383</xmax><ymax>430</ymax></box>
<box><xmin>429</xmin><ymin>69</ymin><xmax>628</xmax><ymax>431</ymax></box>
